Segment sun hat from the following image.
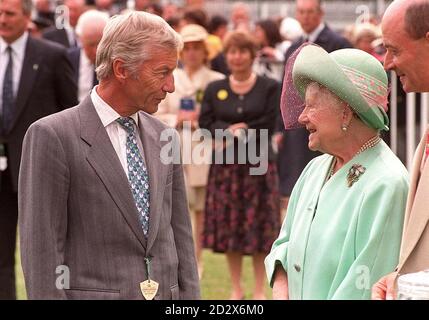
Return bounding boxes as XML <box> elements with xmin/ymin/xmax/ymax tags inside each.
<box><xmin>180</xmin><ymin>24</ymin><xmax>209</xmax><ymax>43</ymax></box>
<box><xmin>292</xmin><ymin>45</ymin><xmax>389</xmax><ymax>131</ymax></box>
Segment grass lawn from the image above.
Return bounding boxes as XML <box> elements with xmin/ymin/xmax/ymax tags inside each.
<box><xmin>15</xmin><ymin>247</ymin><xmax>272</xmax><ymax>300</ymax></box>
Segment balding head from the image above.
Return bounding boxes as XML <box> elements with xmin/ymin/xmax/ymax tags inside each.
<box><xmin>76</xmin><ymin>10</ymin><xmax>109</xmax><ymax>64</ymax></box>
<box><xmin>382</xmin><ymin>0</ymin><xmax>429</xmax><ymax>92</ymax></box>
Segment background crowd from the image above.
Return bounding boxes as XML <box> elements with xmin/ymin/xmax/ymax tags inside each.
<box><xmin>1</xmin><ymin>0</ymin><xmax>425</xmax><ymax>300</ymax></box>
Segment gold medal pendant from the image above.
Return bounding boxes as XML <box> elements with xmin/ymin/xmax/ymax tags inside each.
<box><xmin>140</xmin><ymin>279</ymin><xmax>159</xmax><ymax>300</ymax></box>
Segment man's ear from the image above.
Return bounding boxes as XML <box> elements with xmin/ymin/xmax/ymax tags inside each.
<box><xmin>112</xmin><ymin>59</ymin><xmax>128</xmax><ymax>83</ymax></box>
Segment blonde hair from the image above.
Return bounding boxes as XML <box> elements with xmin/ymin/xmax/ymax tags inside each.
<box><xmin>96</xmin><ymin>11</ymin><xmax>183</xmax><ymax>80</ymax></box>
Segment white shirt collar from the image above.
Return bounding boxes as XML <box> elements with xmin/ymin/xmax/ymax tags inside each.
<box><xmin>304</xmin><ymin>22</ymin><xmax>325</xmax><ymax>43</ymax></box>
<box><xmin>0</xmin><ymin>31</ymin><xmax>29</xmax><ymax>56</ymax></box>
<box><xmin>90</xmin><ymin>86</ymin><xmax>139</xmax><ymax>128</ymax></box>
<box><xmin>80</xmin><ymin>49</ymin><xmax>92</xmax><ymax>67</ymax></box>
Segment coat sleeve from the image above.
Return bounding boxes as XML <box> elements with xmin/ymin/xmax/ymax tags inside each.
<box><xmin>18</xmin><ymin>120</ymin><xmax>70</xmax><ymax>299</ymax></box>
<box><xmin>264</xmin><ymin>162</ymin><xmax>309</xmax><ymax>287</ymax></box>
<box><xmin>330</xmin><ymin>178</ymin><xmax>408</xmax><ymax>299</ymax></box>
<box><xmin>170</xmin><ymin>130</ymin><xmax>201</xmax><ymax>299</ymax></box>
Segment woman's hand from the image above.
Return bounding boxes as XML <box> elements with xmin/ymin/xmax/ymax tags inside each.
<box><xmin>371</xmin><ymin>272</ymin><xmax>397</xmax><ymax>300</ymax></box>
<box><xmin>272</xmin><ymin>265</ymin><xmax>289</xmax><ymax>300</ymax></box>
<box><xmin>176</xmin><ymin>110</ymin><xmax>199</xmax><ymax>129</ymax></box>
<box><xmin>228</xmin><ymin>122</ymin><xmax>248</xmax><ymax>136</ymax></box>
<box><xmin>260</xmin><ymin>46</ymin><xmax>277</xmax><ymax>59</ymax></box>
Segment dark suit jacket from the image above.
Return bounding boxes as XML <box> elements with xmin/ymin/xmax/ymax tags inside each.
<box><xmin>0</xmin><ymin>36</ymin><xmax>77</xmax><ymax>192</ymax></box>
<box><xmin>277</xmin><ymin>24</ymin><xmax>353</xmax><ymax>196</ymax></box>
<box><xmin>67</xmin><ymin>47</ymin><xmax>81</xmax><ymax>84</ymax></box>
<box><xmin>19</xmin><ymin>96</ymin><xmax>200</xmax><ymax>299</ymax></box>
<box><xmin>67</xmin><ymin>47</ymin><xmax>98</xmax><ymax>95</ymax></box>
<box><xmin>42</xmin><ymin>27</ymin><xmax>72</xmax><ymax>48</ymax></box>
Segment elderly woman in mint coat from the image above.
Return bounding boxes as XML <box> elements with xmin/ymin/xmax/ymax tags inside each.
<box><xmin>265</xmin><ymin>45</ymin><xmax>409</xmax><ymax>300</ymax></box>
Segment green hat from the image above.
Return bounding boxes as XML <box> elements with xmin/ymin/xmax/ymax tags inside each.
<box><xmin>292</xmin><ymin>45</ymin><xmax>389</xmax><ymax>131</ymax></box>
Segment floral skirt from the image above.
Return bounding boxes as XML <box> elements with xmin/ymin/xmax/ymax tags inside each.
<box><xmin>202</xmin><ymin>163</ymin><xmax>281</xmax><ymax>254</ymax></box>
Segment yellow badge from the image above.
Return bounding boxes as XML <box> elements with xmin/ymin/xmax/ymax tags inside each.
<box><xmin>140</xmin><ymin>280</ymin><xmax>159</xmax><ymax>300</ymax></box>
<box><xmin>217</xmin><ymin>89</ymin><xmax>228</xmax><ymax>101</ymax></box>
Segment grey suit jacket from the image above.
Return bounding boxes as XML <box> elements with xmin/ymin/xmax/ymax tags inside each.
<box><xmin>18</xmin><ymin>96</ymin><xmax>200</xmax><ymax>300</ymax></box>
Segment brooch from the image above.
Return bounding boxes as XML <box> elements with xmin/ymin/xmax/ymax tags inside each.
<box><xmin>347</xmin><ymin>164</ymin><xmax>366</xmax><ymax>187</ymax></box>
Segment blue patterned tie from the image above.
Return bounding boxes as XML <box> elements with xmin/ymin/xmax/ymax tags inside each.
<box><xmin>116</xmin><ymin>117</ymin><xmax>150</xmax><ymax>236</ymax></box>
<box><xmin>2</xmin><ymin>46</ymin><xmax>14</xmax><ymax>134</ymax></box>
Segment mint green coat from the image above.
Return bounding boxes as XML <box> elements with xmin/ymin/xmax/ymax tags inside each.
<box><xmin>265</xmin><ymin>141</ymin><xmax>409</xmax><ymax>299</ymax></box>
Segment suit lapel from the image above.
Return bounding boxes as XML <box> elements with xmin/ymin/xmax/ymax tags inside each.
<box><xmin>10</xmin><ymin>37</ymin><xmax>42</xmax><ymax>132</ymax></box>
<box><xmin>138</xmin><ymin>113</ymin><xmax>169</xmax><ymax>252</ymax></box>
<box><xmin>80</xmin><ymin>97</ymin><xmax>147</xmax><ymax>249</ymax></box>
<box><xmin>399</xmin><ymin>129</ymin><xmax>429</xmax><ymax>270</ymax></box>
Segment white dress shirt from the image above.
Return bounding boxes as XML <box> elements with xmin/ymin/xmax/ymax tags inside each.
<box><xmin>65</xmin><ymin>25</ymin><xmax>78</xmax><ymax>47</ymax></box>
<box><xmin>90</xmin><ymin>86</ymin><xmax>146</xmax><ymax>176</ymax></box>
<box><xmin>78</xmin><ymin>49</ymin><xmax>95</xmax><ymax>102</ymax></box>
<box><xmin>0</xmin><ymin>32</ymin><xmax>28</xmax><ymax>114</ymax></box>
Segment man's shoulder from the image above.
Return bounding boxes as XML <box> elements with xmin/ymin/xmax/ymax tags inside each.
<box><xmin>29</xmin><ymin>36</ymin><xmax>68</xmax><ymax>56</ymax></box>
<box><xmin>317</xmin><ymin>25</ymin><xmax>353</xmax><ymax>49</ymax></box>
<box><xmin>139</xmin><ymin>111</ymin><xmax>173</xmax><ymax>132</ymax></box>
<box><xmin>28</xmin><ymin>105</ymin><xmax>80</xmax><ymax>135</ymax></box>
<box><xmin>42</xmin><ymin>26</ymin><xmax>65</xmax><ymax>38</ymax></box>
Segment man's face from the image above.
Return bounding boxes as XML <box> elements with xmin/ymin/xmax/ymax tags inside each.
<box><xmin>124</xmin><ymin>48</ymin><xmax>178</xmax><ymax>114</ymax></box>
<box><xmin>81</xmin><ymin>26</ymin><xmax>104</xmax><ymax>65</ymax></box>
<box><xmin>65</xmin><ymin>0</ymin><xmax>85</xmax><ymax>28</ymax></box>
<box><xmin>295</xmin><ymin>0</ymin><xmax>323</xmax><ymax>34</ymax></box>
<box><xmin>0</xmin><ymin>0</ymin><xmax>30</xmax><ymax>44</ymax></box>
<box><xmin>382</xmin><ymin>13</ymin><xmax>429</xmax><ymax>93</ymax></box>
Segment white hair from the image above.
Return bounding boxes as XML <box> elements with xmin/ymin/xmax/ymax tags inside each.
<box><xmin>75</xmin><ymin>10</ymin><xmax>110</xmax><ymax>37</ymax></box>
<box><xmin>96</xmin><ymin>11</ymin><xmax>183</xmax><ymax>80</ymax></box>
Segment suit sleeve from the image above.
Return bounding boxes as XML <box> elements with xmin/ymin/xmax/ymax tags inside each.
<box><xmin>170</xmin><ymin>130</ymin><xmax>201</xmax><ymax>299</ymax></box>
<box><xmin>265</xmin><ymin>161</ymin><xmax>309</xmax><ymax>287</ymax></box>
<box><xmin>18</xmin><ymin>120</ymin><xmax>69</xmax><ymax>299</ymax></box>
<box><xmin>53</xmin><ymin>47</ymin><xmax>78</xmax><ymax>110</ymax></box>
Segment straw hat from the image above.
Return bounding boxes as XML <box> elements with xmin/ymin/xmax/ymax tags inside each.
<box><xmin>180</xmin><ymin>24</ymin><xmax>208</xmax><ymax>43</ymax></box>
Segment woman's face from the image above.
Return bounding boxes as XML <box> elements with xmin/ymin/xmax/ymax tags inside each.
<box><xmin>298</xmin><ymin>83</ymin><xmax>345</xmax><ymax>153</ymax></box>
<box><xmin>181</xmin><ymin>41</ymin><xmax>207</xmax><ymax>70</ymax></box>
<box><xmin>226</xmin><ymin>46</ymin><xmax>254</xmax><ymax>74</ymax></box>
<box><xmin>254</xmin><ymin>25</ymin><xmax>267</xmax><ymax>46</ymax></box>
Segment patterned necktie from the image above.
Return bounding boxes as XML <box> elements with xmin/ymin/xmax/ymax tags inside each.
<box><xmin>116</xmin><ymin>117</ymin><xmax>150</xmax><ymax>236</ymax></box>
<box><xmin>2</xmin><ymin>46</ymin><xmax>14</xmax><ymax>134</ymax></box>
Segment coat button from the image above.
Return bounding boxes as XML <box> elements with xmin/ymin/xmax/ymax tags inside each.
<box><xmin>237</xmin><ymin>107</ymin><xmax>243</xmax><ymax>114</ymax></box>
<box><xmin>294</xmin><ymin>264</ymin><xmax>301</xmax><ymax>272</ymax></box>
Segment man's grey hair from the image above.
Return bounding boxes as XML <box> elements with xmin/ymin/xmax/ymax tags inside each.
<box><xmin>96</xmin><ymin>11</ymin><xmax>183</xmax><ymax>80</ymax></box>
<box><xmin>75</xmin><ymin>10</ymin><xmax>110</xmax><ymax>37</ymax></box>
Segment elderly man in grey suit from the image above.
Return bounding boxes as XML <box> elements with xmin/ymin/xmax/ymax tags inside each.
<box><xmin>18</xmin><ymin>11</ymin><xmax>200</xmax><ymax>300</ymax></box>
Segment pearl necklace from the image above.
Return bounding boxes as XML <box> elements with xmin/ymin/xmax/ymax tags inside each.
<box><xmin>355</xmin><ymin>135</ymin><xmax>382</xmax><ymax>156</ymax></box>
<box><xmin>327</xmin><ymin>135</ymin><xmax>381</xmax><ymax>180</ymax></box>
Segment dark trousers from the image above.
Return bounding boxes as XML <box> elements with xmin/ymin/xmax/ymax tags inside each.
<box><xmin>0</xmin><ymin>166</ymin><xmax>17</xmax><ymax>300</ymax></box>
